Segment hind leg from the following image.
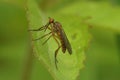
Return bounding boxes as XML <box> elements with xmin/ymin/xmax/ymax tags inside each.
<box><xmin>53</xmin><ymin>35</ymin><xmax>61</xmax><ymax>69</ymax></box>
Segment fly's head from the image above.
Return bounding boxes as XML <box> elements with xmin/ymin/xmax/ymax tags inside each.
<box><xmin>49</xmin><ymin>17</ymin><xmax>54</xmax><ymax>24</ymax></box>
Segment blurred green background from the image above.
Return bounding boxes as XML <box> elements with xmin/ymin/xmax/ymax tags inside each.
<box><xmin>0</xmin><ymin>0</ymin><xmax>120</xmax><ymax>80</ymax></box>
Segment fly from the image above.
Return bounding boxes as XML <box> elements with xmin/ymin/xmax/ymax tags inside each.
<box><xmin>29</xmin><ymin>17</ymin><xmax>72</xmax><ymax>69</ymax></box>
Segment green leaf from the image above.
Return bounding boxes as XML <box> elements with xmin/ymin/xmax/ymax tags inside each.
<box><xmin>27</xmin><ymin>0</ymin><xmax>90</xmax><ymax>80</ymax></box>
<box><xmin>57</xmin><ymin>2</ymin><xmax>120</xmax><ymax>33</ymax></box>
<box><xmin>80</xmin><ymin>27</ymin><xmax>120</xmax><ymax>80</ymax></box>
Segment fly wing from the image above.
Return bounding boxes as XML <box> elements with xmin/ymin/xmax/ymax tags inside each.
<box><xmin>60</xmin><ymin>29</ymin><xmax>72</xmax><ymax>54</ymax></box>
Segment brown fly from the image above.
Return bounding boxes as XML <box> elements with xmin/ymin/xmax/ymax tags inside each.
<box><xmin>29</xmin><ymin>17</ymin><xmax>72</xmax><ymax>69</ymax></box>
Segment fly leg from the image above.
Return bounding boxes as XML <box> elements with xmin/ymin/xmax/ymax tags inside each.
<box><xmin>53</xmin><ymin>35</ymin><xmax>61</xmax><ymax>69</ymax></box>
<box><xmin>33</xmin><ymin>32</ymin><xmax>52</xmax><ymax>41</ymax></box>
<box><xmin>42</xmin><ymin>35</ymin><xmax>52</xmax><ymax>45</ymax></box>
<box><xmin>28</xmin><ymin>23</ymin><xmax>50</xmax><ymax>31</ymax></box>
<box><xmin>28</xmin><ymin>26</ymin><xmax>45</xmax><ymax>31</ymax></box>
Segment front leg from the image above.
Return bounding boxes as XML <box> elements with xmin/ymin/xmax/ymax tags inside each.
<box><xmin>28</xmin><ymin>23</ymin><xmax>50</xmax><ymax>31</ymax></box>
<box><xmin>28</xmin><ymin>26</ymin><xmax>45</xmax><ymax>31</ymax></box>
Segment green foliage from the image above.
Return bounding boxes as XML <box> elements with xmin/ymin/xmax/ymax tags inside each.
<box><xmin>57</xmin><ymin>2</ymin><xmax>120</xmax><ymax>33</ymax></box>
<box><xmin>1</xmin><ymin>0</ymin><xmax>120</xmax><ymax>80</ymax></box>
